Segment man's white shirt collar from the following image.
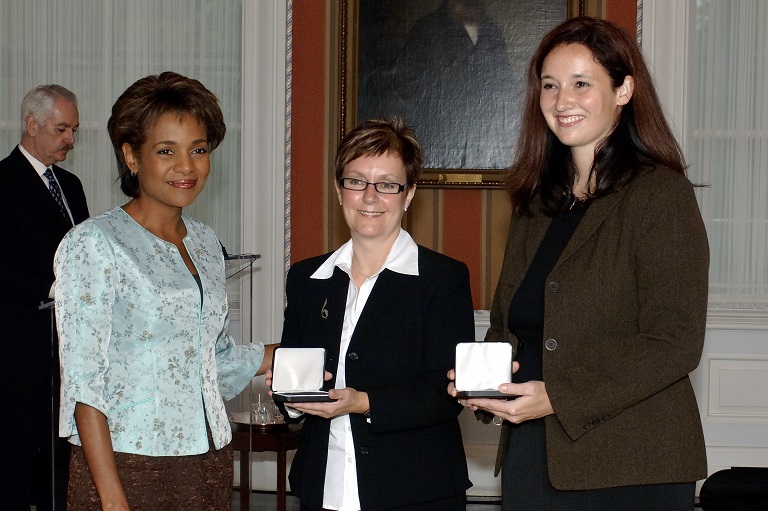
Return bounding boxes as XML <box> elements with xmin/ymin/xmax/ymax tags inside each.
<box><xmin>18</xmin><ymin>144</ymin><xmax>50</xmax><ymax>177</ymax></box>
<box><xmin>310</xmin><ymin>228</ymin><xmax>419</xmax><ymax>280</ymax></box>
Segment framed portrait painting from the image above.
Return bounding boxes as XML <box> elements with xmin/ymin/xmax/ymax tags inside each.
<box><xmin>335</xmin><ymin>0</ymin><xmax>593</xmax><ymax>187</ymax></box>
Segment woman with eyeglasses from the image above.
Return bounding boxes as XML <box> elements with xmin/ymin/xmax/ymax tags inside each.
<box><xmin>274</xmin><ymin>117</ymin><xmax>473</xmax><ymax>510</ymax></box>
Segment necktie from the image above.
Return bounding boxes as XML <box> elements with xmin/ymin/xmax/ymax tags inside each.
<box><xmin>43</xmin><ymin>168</ymin><xmax>69</xmax><ymax>222</ymax></box>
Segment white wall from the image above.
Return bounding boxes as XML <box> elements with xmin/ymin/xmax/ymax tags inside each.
<box><xmin>692</xmin><ymin>329</ymin><xmax>768</xmax><ymax>475</ymax></box>
<box><xmin>643</xmin><ymin>0</ymin><xmax>768</xmax><ymax>478</ymax></box>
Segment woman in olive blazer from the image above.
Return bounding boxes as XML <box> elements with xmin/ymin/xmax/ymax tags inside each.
<box><xmin>486</xmin><ymin>167</ymin><xmax>708</xmax><ymax>489</ymax></box>
<box><xmin>452</xmin><ymin>17</ymin><xmax>709</xmax><ymax>511</ymax></box>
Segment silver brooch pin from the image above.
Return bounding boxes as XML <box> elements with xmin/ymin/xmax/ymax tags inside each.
<box><xmin>320</xmin><ymin>298</ymin><xmax>329</xmax><ymax>319</ymax></box>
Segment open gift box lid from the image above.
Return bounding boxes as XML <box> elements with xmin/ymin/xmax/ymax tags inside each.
<box><xmin>271</xmin><ymin>347</ymin><xmax>336</xmax><ymax>403</ymax></box>
<box><xmin>455</xmin><ymin>342</ymin><xmax>518</xmax><ymax>399</ymax></box>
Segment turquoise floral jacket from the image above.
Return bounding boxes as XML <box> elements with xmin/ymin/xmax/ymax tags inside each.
<box><xmin>54</xmin><ymin>207</ymin><xmax>263</xmax><ymax>456</ymax></box>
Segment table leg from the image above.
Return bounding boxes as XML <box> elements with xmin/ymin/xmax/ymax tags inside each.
<box><xmin>239</xmin><ymin>449</ymin><xmax>250</xmax><ymax>511</ymax></box>
<box><xmin>277</xmin><ymin>446</ymin><xmax>287</xmax><ymax>511</ymax></box>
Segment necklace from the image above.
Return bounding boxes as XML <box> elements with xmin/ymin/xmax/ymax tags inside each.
<box><xmin>351</xmin><ymin>257</ymin><xmax>374</xmax><ymax>279</ymax></box>
<box><xmin>569</xmin><ymin>195</ymin><xmax>589</xmax><ymax>211</ymax></box>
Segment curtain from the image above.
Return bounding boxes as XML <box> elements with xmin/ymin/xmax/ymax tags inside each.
<box><xmin>0</xmin><ymin>0</ymin><xmax>243</xmax><ymax>252</ymax></box>
<box><xmin>688</xmin><ymin>0</ymin><xmax>768</xmax><ymax>309</ymax></box>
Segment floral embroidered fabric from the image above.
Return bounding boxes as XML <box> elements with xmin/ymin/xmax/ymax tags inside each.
<box><xmin>54</xmin><ymin>207</ymin><xmax>264</xmax><ymax>456</ymax></box>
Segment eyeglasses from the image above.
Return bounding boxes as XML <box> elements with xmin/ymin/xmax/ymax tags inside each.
<box><xmin>338</xmin><ymin>177</ymin><xmax>407</xmax><ymax>194</ymax></box>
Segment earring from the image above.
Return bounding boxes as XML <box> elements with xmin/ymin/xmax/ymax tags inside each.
<box><xmin>130</xmin><ymin>171</ymin><xmax>137</xmax><ymax>177</ymax></box>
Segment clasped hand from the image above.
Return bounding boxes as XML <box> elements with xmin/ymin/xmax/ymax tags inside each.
<box><xmin>265</xmin><ymin>369</ymin><xmax>369</xmax><ymax>419</ymax></box>
<box><xmin>446</xmin><ymin>362</ymin><xmax>554</xmax><ymax>424</ymax></box>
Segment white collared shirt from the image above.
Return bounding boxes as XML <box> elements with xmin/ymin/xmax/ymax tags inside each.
<box><xmin>310</xmin><ymin>228</ymin><xmax>418</xmax><ymax>511</ymax></box>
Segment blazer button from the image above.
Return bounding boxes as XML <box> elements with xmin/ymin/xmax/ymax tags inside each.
<box><xmin>547</xmin><ymin>281</ymin><xmax>559</xmax><ymax>292</ymax></box>
<box><xmin>544</xmin><ymin>338</ymin><xmax>557</xmax><ymax>351</ymax></box>
<box><xmin>348</xmin><ymin>352</ymin><xmax>359</xmax><ymax>360</ymax></box>
<box><xmin>360</xmin><ymin>446</ymin><xmax>369</xmax><ymax>455</ymax></box>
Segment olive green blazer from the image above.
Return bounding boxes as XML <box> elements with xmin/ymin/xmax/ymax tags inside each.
<box><xmin>486</xmin><ymin>167</ymin><xmax>709</xmax><ymax>490</ymax></box>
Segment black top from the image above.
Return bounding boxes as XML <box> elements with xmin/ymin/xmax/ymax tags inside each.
<box><xmin>508</xmin><ymin>202</ymin><xmax>588</xmax><ymax>383</ymax></box>
<box><xmin>192</xmin><ymin>273</ymin><xmax>203</xmax><ymax>307</ymax></box>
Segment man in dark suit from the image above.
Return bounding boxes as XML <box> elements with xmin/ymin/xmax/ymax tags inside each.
<box><xmin>0</xmin><ymin>85</ymin><xmax>89</xmax><ymax>511</ymax></box>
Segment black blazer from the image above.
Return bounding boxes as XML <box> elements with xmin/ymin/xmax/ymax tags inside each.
<box><xmin>0</xmin><ymin>146</ymin><xmax>89</xmax><ymax>427</ymax></box>
<box><xmin>281</xmin><ymin>245</ymin><xmax>474</xmax><ymax>510</ymax></box>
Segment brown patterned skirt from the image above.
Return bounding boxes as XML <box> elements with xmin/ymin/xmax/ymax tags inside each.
<box><xmin>67</xmin><ymin>437</ymin><xmax>233</xmax><ymax>511</ymax></box>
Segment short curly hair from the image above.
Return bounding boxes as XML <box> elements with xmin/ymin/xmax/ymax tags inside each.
<box><xmin>108</xmin><ymin>71</ymin><xmax>226</xmax><ymax>197</ymax></box>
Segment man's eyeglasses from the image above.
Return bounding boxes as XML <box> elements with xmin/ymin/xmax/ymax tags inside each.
<box><xmin>338</xmin><ymin>177</ymin><xmax>407</xmax><ymax>194</ymax></box>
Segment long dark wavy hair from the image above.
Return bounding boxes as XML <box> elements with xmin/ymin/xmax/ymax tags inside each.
<box><xmin>507</xmin><ymin>17</ymin><xmax>687</xmax><ymax>215</ymax></box>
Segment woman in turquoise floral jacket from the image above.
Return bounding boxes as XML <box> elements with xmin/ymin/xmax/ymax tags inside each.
<box><xmin>54</xmin><ymin>72</ymin><xmax>274</xmax><ymax>510</ymax></box>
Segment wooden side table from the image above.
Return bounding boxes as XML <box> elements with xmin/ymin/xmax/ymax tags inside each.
<box><xmin>230</xmin><ymin>422</ymin><xmax>302</xmax><ymax>511</ymax></box>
